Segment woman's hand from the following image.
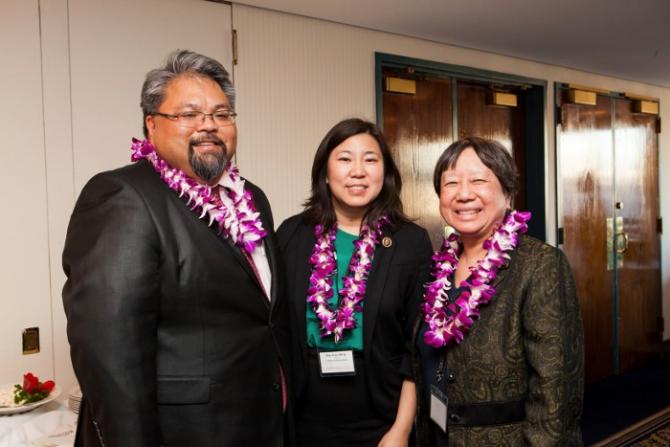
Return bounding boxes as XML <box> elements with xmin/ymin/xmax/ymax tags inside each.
<box><xmin>378</xmin><ymin>379</ymin><xmax>416</xmax><ymax>447</ymax></box>
<box><xmin>378</xmin><ymin>424</ymin><xmax>410</xmax><ymax>447</ymax></box>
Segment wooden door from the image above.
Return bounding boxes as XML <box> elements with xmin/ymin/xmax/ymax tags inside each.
<box><xmin>456</xmin><ymin>81</ymin><xmax>527</xmax><ymax>211</ymax></box>
<box><xmin>613</xmin><ymin>99</ymin><xmax>662</xmax><ymax>373</ymax></box>
<box><xmin>381</xmin><ymin>72</ymin><xmax>453</xmax><ymax>248</ymax></box>
<box><xmin>558</xmin><ymin>94</ymin><xmax>615</xmax><ymax>382</ymax></box>
<box><xmin>381</xmin><ymin>72</ymin><xmax>529</xmax><ymax>247</ymax></box>
<box><xmin>557</xmin><ymin>88</ymin><xmax>662</xmax><ymax>383</ymax></box>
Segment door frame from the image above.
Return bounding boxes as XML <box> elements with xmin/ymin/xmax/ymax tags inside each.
<box><xmin>554</xmin><ymin>82</ymin><xmax>663</xmax><ymax>376</ymax></box>
<box><xmin>375</xmin><ymin>52</ymin><xmax>548</xmax><ymax>241</ymax></box>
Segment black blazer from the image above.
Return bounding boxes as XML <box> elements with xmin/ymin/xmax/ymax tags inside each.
<box><xmin>62</xmin><ymin>160</ymin><xmax>290</xmax><ymax>447</ymax></box>
<box><xmin>277</xmin><ymin>214</ymin><xmax>432</xmax><ymax>419</ymax></box>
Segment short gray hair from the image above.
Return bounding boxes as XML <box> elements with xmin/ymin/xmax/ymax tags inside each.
<box><xmin>140</xmin><ymin>49</ymin><xmax>235</xmax><ymax>136</ymax></box>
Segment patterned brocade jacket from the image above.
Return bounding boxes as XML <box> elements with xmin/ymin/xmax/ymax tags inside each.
<box><xmin>413</xmin><ymin>235</ymin><xmax>584</xmax><ymax>447</ymax></box>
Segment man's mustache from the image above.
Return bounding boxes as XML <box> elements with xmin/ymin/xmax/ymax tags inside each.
<box><xmin>190</xmin><ymin>134</ymin><xmax>226</xmax><ymax>148</ymax></box>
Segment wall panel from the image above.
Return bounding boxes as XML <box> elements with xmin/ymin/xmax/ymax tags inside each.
<box><xmin>0</xmin><ymin>0</ymin><xmax>53</xmax><ymax>383</ymax></box>
<box><xmin>68</xmin><ymin>0</ymin><xmax>233</xmax><ymax>192</ymax></box>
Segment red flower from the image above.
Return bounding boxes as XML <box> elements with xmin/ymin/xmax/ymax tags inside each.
<box><xmin>39</xmin><ymin>380</ymin><xmax>55</xmax><ymax>393</ymax></box>
<box><xmin>14</xmin><ymin>372</ymin><xmax>56</xmax><ymax>405</ymax></box>
<box><xmin>22</xmin><ymin>373</ymin><xmax>39</xmax><ymax>394</ymax></box>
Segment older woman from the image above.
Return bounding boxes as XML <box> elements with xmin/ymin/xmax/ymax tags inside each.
<box><xmin>415</xmin><ymin>137</ymin><xmax>584</xmax><ymax>446</ymax></box>
<box><xmin>278</xmin><ymin>118</ymin><xmax>432</xmax><ymax>447</ymax></box>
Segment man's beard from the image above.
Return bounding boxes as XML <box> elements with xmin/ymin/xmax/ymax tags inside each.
<box><xmin>188</xmin><ymin>135</ymin><xmax>228</xmax><ymax>182</ymax></box>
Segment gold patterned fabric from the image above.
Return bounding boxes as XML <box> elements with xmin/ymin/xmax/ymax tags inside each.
<box><xmin>414</xmin><ymin>235</ymin><xmax>584</xmax><ymax>446</ymax></box>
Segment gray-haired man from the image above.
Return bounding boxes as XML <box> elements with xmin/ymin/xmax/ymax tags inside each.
<box><xmin>63</xmin><ymin>50</ymin><xmax>290</xmax><ymax>446</ymax></box>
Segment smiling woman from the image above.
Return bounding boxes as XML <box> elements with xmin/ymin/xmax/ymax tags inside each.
<box><xmin>325</xmin><ymin>133</ymin><xmax>385</xmax><ymax>233</ymax></box>
<box><xmin>434</xmin><ymin>139</ymin><xmax>516</xmax><ymax>278</ymax></box>
<box><xmin>277</xmin><ymin>118</ymin><xmax>433</xmax><ymax>447</ymax></box>
<box><xmin>414</xmin><ymin>137</ymin><xmax>584</xmax><ymax>447</ymax></box>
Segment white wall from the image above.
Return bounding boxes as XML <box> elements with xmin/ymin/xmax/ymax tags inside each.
<box><xmin>0</xmin><ymin>0</ymin><xmax>54</xmax><ymax>387</ymax></box>
<box><xmin>1</xmin><ymin>0</ymin><xmax>669</xmax><ymax>393</ymax></box>
<box><xmin>231</xmin><ymin>4</ymin><xmax>670</xmax><ymax>339</ymax></box>
<box><xmin>0</xmin><ymin>0</ymin><xmax>232</xmax><ymax>393</ymax></box>
<box><xmin>68</xmin><ymin>0</ymin><xmax>233</xmax><ymax>189</ymax></box>
<box><xmin>40</xmin><ymin>0</ymin><xmax>76</xmax><ymax>404</ymax></box>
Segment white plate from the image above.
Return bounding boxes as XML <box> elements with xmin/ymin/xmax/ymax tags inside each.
<box><xmin>0</xmin><ymin>384</ymin><xmax>61</xmax><ymax>416</ymax></box>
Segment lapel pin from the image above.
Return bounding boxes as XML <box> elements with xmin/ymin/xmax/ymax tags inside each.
<box><xmin>382</xmin><ymin>236</ymin><xmax>392</xmax><ymax>248</ymax></box>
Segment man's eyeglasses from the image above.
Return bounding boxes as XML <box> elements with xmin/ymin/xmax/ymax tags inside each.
<box><xmin>152</xmin><ymin>110</ymin><xmax>237</xmax><ymax>128</ymax></box>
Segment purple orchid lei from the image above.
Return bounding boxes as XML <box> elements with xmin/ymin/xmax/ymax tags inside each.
<box><xmin>130</xmin><ymin>138</ymin><xmax>267</xmax><ymax>255</ymax></box>
<box><xmin>422</xmin><ymin>210</ymin><xmax>531</xmax><ymax>348</ymax></box>
<box><xmin>307</xmin><ymin>216</ymin><xmax>389</xmax><ymax>343</ymax></box>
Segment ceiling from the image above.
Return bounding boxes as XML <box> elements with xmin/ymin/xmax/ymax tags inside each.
<box><xmin>232</xmin><ymin>0</ymin><xmax>670</xmax><ymax>89</ymax></box>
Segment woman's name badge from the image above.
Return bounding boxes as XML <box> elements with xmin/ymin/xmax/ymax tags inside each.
<box><xmin>318</xmin><ymin>350</ymin><xmax>356</xmax><ymax>377</ymax></box>
<box><xmin>430</xmin><ymin>385</ymin><xmax>448</xmax><ymax>433</ymax></box>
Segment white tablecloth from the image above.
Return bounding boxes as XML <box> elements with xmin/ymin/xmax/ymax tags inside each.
<box><xmin>0</xmin><ymin>400</ymin><xmax>76</xmax><ymax>447</ymax></box>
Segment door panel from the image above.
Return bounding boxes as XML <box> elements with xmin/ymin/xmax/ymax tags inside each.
<box><xmin>382</xmin><ymin>73</ymin><xmax>453</xmax><ymax>247</ymax></box>
<box><xmin>456</xmin><ymin>82</ymin><xmax>527</xmax><ymax>211</ymax></box>
<box><xmin>558</xmin><ymin>95</ymin><xmax>615</xmax><ymax>383</ymax></box>
<box><xmin>382</xmin><ymin>74</ymin><xmax>530</xmax><ymax>248</ymax></box>
<box><xmin>614</xmin><ymin>99</ymin><xmax>662</xmax><ymax>374</ymax></box>
<box><xmin>558</xmin><ymin>88</ymin><xmax>662</xmax><ymax>383</ymax></box>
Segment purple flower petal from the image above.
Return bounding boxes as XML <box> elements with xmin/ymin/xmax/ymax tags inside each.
<box><xmin>421</xmin><ymin>210</ymin><xmax>530</xmax><ymax>348</ymax></box>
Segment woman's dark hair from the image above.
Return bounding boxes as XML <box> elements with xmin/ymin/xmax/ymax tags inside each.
<box><xmin>432</xmin><ymin>136</ymin><xmax>519</xmax><ymax>198</ymax></box>
<box><xmin>303</xmin><ymin>118</ymin><xmax>408</xmax><ymax>230</ymax></box>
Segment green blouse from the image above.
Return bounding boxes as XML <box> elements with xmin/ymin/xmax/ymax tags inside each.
<box><xmin>306</xmin><ymin>228</ymin><xmax>364</xmax><ymax>351</ymax></box>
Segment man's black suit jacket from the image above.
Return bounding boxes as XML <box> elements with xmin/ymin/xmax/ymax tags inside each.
<box><xmin>277</xmin><ymin>214</ymin><xmax>432</xmax><ymax>421</ymax></box>
<box><xmin>62</xmin><ymin>160</ymin><xmax>290</xmax><ymax>446</ymax></box>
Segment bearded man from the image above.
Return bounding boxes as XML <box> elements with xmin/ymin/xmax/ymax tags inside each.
<box><xmin>62</xmin><ymin>50</ymin><xmax>290</xmax><ymax>447</ymax></box>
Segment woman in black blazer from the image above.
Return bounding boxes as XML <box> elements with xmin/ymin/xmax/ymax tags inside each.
<box><xmin>277</xmin><ymin>118</ymin><xmax>432</xmax><ymax>447</ymax></box>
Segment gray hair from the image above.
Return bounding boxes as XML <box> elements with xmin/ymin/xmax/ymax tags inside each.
<box><xmin>140</xmin><ymin>49</ymin><xmax>235</xmax><ymax>136</ymax></box>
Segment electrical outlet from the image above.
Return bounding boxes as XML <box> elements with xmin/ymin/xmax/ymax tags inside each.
<box><xmin>22</xmin><ymin>327</ymin><xmax>40</xmax><ymax>355</ymax></box>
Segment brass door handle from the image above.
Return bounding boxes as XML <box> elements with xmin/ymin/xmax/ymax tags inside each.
<box><xmin>615</xmin><ymin>232</ymin><xmax>629</xmax><ymax>253</ymax></box>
